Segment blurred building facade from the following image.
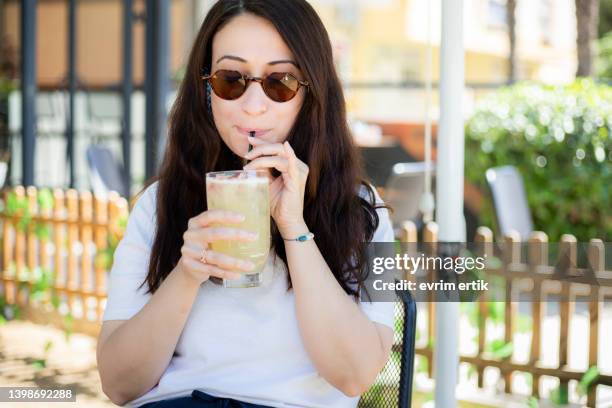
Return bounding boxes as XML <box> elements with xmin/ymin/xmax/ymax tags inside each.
<box><xmin>316</xmin><ymin>0</ymin><xmax>577</xmax><ymax>83</ymax></box>
<box><xmin>2</xmin><ymin>0</ymin><xmax>578</xmax><ymax>89</ymax></box>
<box><xmin>311</xmin><ymin>0</ymin><xmax>578</xmax><ymax>120</ymax></box>
<box><xmin>0</xmin><ymin>0</ymin><xmax>580</xmax><ymax>188</ymax></box>
<box><xmin>2</xmin><ymin>0</ymin><xmax>185</xmax><ymax>88</ymax></box>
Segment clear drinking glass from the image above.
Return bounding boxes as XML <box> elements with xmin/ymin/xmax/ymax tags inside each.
<box><xmin>205</xmin><ymin>170</ymin><xmax>271</xmax><ymax>288</ymax></box>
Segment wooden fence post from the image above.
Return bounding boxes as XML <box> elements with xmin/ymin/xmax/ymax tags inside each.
<box><xmin>423</xmin><ymin>222</ymin><xmax>438</xmax><ymax>379</ymax></box>
<box><xmin>558</xmin><ymin>234</ymin><xmax>577</xmax><ymax>395</ymax></box>
<box><xmin>2</xmin><ymin>189</ymin><xmax>15</xmax><ymax>304</ymax></box>
<box><xmin>80</xmin><ymin>191</ymin><xmax>93</xmax><ymax>320</ymax></box>
<box><xmin>503</xmin><ymin>231</ymin><xmax>520</xmax><ymax>394</ymax></box>
<box><xmin>475</xmin><ymin>226</ymin><xmax>493</xmax><ymax>388</ymax></box>
<box><xmin>528</xmin><ymin>231</ymin><xmax>548</xmax><ymax>398</ymax></box>
<box><xmin>587</xmin><ymin>239</ymin><xmax>603</xmax><ymax>407</ymax></box>
<box><xmin>14</xmin><ymin>186</ymin><xmax>25</xmax><ymax>304</ymax></box>
<box><xmin>39</xmin><ymin>189</ymin><xmax>52</xmax><ymax>279</ymax></box>
<box><xmin>52</xmin><ymin>189</ymin><xmax>66</xmax><ymax>309</ymax></box>
<box><xmin>26</xmin><ymin>186</ymin><xmax>37</xmax><ymax>296</ymax></box>
<box><xmin>65</xmin><ymin>189</ymin><xmax>79</xmax><ymax>316</ymax></box>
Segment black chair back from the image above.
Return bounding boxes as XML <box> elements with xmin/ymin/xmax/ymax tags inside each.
<box><xmin>358</xmin><ymin>289</ymin><xmax>417</xmax><ymax>408</ymax></box>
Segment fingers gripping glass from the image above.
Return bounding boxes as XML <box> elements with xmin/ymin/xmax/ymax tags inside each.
<box><xmin>202</xmin><ymin>70</ymin><xmax>309</xmax><ymax>102</ymax></box>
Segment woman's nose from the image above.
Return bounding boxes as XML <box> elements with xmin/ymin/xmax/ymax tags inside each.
<box><xmin>240</xmin><ymin>81</ymin><xmax>268</xmax><ymax>116</ymax></box>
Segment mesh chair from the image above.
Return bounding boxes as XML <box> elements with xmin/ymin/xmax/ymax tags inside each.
<box><xmin>358</xmin><ymin>289</ymin><xmax>417</xmax><ymax>408</ymax></box>
<box><xmin>384</xmin><ymin>162</ymin><xmax>435</xmax><ymax>232</ymax></box>
<box><xmin>86</xmin><ymin>145</ymin><xmax>128</xmax><ymax>198</ymax></box>
<box><xmin>485</xmin><ymin>165</ymin><xmax>533</xmax><ymax>240</ymax></box>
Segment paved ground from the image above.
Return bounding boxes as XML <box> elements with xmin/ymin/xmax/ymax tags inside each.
<box><xmin>0</xmin><ymin>320</ymin><xmax>115</xmax><ymax>407</ymax></box>
<box><xmin>2</xmin><ymin>315</ymin><xmax>609</xmax><ymax>407</ymax></box>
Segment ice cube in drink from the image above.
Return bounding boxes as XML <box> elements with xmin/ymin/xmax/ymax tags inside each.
<box><xmin>205</xmin><ymin>170</ymin><xmax>270</xmax><ymax>288</ymax></box>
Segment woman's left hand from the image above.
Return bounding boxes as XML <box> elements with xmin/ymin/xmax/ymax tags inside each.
<box><xmin>243</xmin><ymin>136</ymin><xmax>309</xmax><ymax>237</ymax></box>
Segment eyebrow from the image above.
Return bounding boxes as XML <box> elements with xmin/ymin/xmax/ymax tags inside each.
<box><xmin>216</xmin><ymin>55</ymin><xmax>299</xmax><ymax>67</ymax></box>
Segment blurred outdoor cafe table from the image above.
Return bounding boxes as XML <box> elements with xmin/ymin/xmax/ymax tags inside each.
<box><xmin>356</xmin><ymin>121</ymin><xmax>482</xmax><ymax>204</ymax></box>
<box><xmin>359</xmin><ymin>135</ymin><xmax>415</xmax><ymax>188</ymax></box>
<box><xmin>355</xmin><ymin>121</ymin><xmax>482</xmax><ymax>237</ymax></box>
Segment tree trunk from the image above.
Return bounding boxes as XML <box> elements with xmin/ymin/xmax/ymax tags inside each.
<box><xmin>575</xmin><ymin>0</ymin><xmax>600</xmax><ymax>77</ymax></box>
<box><xmin>507</xmin><ymin>0</ymin><xmax>517</xmax><ymax>83</ymax></box>
<box><xmin>0</xmin><ymin>0</ymin><xmax>4</xmax><ymax>72</ymax></box>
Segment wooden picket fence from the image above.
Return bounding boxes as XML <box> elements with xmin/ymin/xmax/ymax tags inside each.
<box><xmin>0</xmin><ymin>186</ymin><xmax>128</xmax><ymax>335</ymax></box>
<box><xmin>397</xmin><ymin>221</ymin><xmax>612</xmax><ymax>407</ymax></box>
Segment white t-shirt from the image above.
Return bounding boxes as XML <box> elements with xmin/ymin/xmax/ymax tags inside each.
<box><xmin>103</xmin><ymin>181</ymin><xmax>395</xmax><ymax>408</ymax></box>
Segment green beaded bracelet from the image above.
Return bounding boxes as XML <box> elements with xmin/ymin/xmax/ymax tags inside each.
<box><xmin>283</xmin><ymin>232</ymin><xmax>315</xmax><ymax>242</ymax></box>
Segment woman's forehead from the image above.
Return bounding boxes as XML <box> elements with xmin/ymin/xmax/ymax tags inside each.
<box><xmin>211</xmin><ymin>13</ymin><xmax>295</xmax><ymax>66</ymax></box>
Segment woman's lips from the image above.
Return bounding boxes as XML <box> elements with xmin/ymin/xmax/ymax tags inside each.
<box><xmin>236</xmin><ymin>126</ymin><xmax>270</xmax><ymax>138</ymax></box>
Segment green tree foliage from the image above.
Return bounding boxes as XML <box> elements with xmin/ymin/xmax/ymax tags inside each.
<box><xmin>596</xmin><ymin>32</ymin><xmax>612</xmax><ymax>79</ymax></box>
<box><xmin>599</xmin><ymin>0</ymin><xmax>612</xmax><ymax>37</ymax></box>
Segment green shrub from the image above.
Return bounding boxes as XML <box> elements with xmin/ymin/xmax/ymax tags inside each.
<box><xmin>596</xmin><ymin>32</ymin><xmax>612</xmax><ymax>80</ymax></box>
<box><xmin>465</xmin><ymin>79</ymin><xmax>611</xmax><ymax>241</ymax></box>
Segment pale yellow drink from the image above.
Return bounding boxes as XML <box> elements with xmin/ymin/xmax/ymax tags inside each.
<box><xmin>205</xmin><ymin>170</ymin><xmax>270</xmax><ymax>288</ymax></box>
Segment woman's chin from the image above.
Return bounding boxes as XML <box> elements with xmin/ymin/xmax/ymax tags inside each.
<box><xmin>232</xmin><ymin>143</ymin><xmax>249</xmax><ymax>159</ymax></box>
<box><xmin>226</xmin><ymin>145</ymin><xmax>247</xmax><ymax>161</ymax></box>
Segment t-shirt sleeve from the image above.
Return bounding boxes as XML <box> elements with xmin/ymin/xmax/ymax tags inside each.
<box><xmin>358</xmin><ymin>184</ymin><xmax>396</xmax><ymax>330</ymax></box>
<box><xmin>102</xmin><ymin>183</ymin><xmax>157</xmax><ymax>321</ymax></box>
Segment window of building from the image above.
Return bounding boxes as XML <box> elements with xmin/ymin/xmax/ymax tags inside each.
<box><xmin>539</xmin><ymin>0</ymin><xmax>553</xmax><ymax>45</ymax></box>
<box><xmin>487</xmin><ymin>0</ymin><xmax>508</xmax><ymax>29</ymax></box>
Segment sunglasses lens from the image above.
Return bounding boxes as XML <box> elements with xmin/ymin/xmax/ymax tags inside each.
<box><xmin>264</xmin><ymin>72</ymin><xmax>300</xmax><ymax>102</ymax></box>
<box><xmin>210</xmin><ymin>70</ymin><xmax>246</xmax><ymax>100</ymax></box>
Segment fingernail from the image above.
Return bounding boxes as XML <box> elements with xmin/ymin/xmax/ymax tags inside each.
<box><xmin>249</xmin><ymin>232</ymin><xmax>258</xmax><ymax>239</ymax></box>
<box><xmin>241</xmin><ymin>261</ymin><xmax>255</xmax><ymax>270</ymax></box>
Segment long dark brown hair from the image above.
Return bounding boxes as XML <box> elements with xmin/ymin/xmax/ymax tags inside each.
<box><xmin>140</xmin><ymin>0</ymin><xmax>387</xmax><ymax>298</ymax></box>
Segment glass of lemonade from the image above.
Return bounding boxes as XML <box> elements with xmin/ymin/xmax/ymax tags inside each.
<box><xmin>205</xmin><ymin>170</ymin><xmax>271</xmax><ymax>288</ymax></box>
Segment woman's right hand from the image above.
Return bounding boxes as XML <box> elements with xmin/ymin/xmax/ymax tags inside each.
<box><xmin>176</xmin><ymin>209</ymin><xmax>258</xmax><ymax>285</ymax></box>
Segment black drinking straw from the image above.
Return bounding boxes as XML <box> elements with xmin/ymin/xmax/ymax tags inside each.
<box><xmin>246</xmin><ymin>131</ymin><xmax>255</xmax><ymax>165</ymax></box>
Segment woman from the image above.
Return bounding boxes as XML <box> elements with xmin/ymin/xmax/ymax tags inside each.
<box><xmin>97</xmin><ymin>0</ymin><xmax>395</xmax><ymax>407</ymax></box>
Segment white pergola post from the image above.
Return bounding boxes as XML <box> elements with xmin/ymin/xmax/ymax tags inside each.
<box><xmin>434</xmin><ymin>0</ymin><xmax>465</xmax><ymax>407</ymax></box>
<box><xmin>187</xmin><ymin>0</ymin><xmax>217</xmax><ymax>44</ymax></box>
